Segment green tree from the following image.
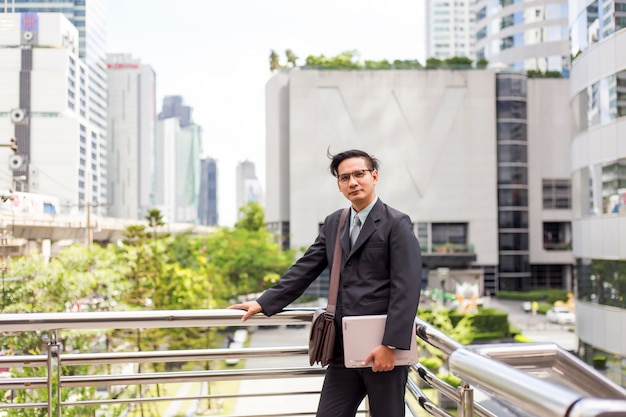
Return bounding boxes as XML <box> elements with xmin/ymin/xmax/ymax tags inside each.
<box><xmin>392</xmin><ymin>59</ymin><xmax>422</xmax><ymax>69</ymax></box>
<box><xmin>475</xmin><ymin>58</ymin><xmax>489</xmax><ymax>69</ymax></box>
<box><xmin>425</xmin><ymin>57</ymin><xmax>444</xmax><ymax>69</ymax></box>
<box><xmin>269</xmin><ymin>49</ymin><xmax>282</xmax><ymax>71</ymax></box>
<box><xmin>305</xmin><ymin>50</ymin><xmax>362</xmax><ymax>69</ymax></box>
<box><xmin>285</xmin><ymin>48</ymin><xmax>298</xmax><ymax>67</ymax></box>
<box><xmin>204</xmin><ymin>226</ymin><xmax>294</xmax><ymax>298</ymax></box>
<box><xmin>444</xmin><ymin>56</ymin><xmax>473</xmax><ymax>69</ymax></box>
<box><xmin>145</xmin><ymin>208</ymin><xmax>165</xmax><ymax>239</ymax></box>
<box><xmin>364</xmin><ymin>59</ymin><xmax>392</xmax><ymax>70</ymax></box>
<box><xmin>235</xmin><ymin>201</ymin><xmax>265</xmax><ymax>231</ymax></box>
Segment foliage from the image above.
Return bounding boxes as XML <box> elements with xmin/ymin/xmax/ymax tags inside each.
<box><xmin>476</xmin><ymin>58</ymin><xmax>489</xmax><ymax>68</ymax></box>
<box><xmin>203</xmin><ymin>227</ymin><xmax>294</xmax><ymax>298</ymax></box>
<box><xmin>269</xmin><ymin>49</ymin><xmax>282</xmax><ymax>71</ymax></box>
<box><xmin>305</xmin><ymin>50</ymin><xmax>362</xmax><ymax>69</ymax></box>
<box><xmin>426</xmin><ymin>56</ymin><xmax>476</xmax><ymax>69</ymax></box>
<box><xmin>235</xmin><ymin>202</ymin><xmax>266</xmax><ymax>232</ymax></box>
<box><xmin>285</xmin><ymin>48</ymin><xmax>298</xmax><ymax>67</ymax></box>
<box><xmin>364</xmin><ymin>59</ymin><xmax>391</xmax><ymax>70</ymax></box>
<box><xmin>419</xmin><ymin>356</ymin><xmax>443</xmax><ymax>372</ymax></box>
<box><xmin>145</xmin><ymin>208</ymin><xmax>166</xmax><ymax>239</ymax></box>
<box><xmin>392</xmin><ymin>59</ymin><xmax>422</xmax><ymax>69</ymax></box>
<box><xmin>497</xmin><ymin>289</ymin><xmax>569</xmax><ymax>304</ymax></box>
<box><xmin>448</xmin><ymin>307</ymin><xmax>509</xmax><ymax>340</ymax></box>
<box><xmin>425</xmin><ymin>57</ymin><xmax>443</xmax><ymax>69</ymax></box>
<box><xmin>527</xmin><ymin>69</ymin><xmax>563</xmax><ymax>78</ymax></box>
<box><xmin>418</xmin><ymin>305</ymin><xmax>475</xmax><ymax>360</ymax></box>
<box><xmin>437</xmin><ymin>372</ymin><xmax>462</xmax><ymax>387</ymax></box>
<box><xmin>514</xmin><ymin>334</ymin><xmax>534</xmax><ymax>343</ymax></box>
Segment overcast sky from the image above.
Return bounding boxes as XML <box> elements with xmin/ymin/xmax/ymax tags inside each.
<box><xmin>106</xmin><ymin>0</ymin><xmax>426</xmax><ymax>226</ymax></box>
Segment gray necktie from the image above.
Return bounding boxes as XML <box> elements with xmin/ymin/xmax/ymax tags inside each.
<box><xmin>350</xmin><ymin>215</ymin><xmax>361</xmax><ymax>247</ymax></box>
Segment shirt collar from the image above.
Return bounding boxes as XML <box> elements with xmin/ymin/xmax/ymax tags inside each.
<box><xmin>351</xmin><ymin>196</ymin><xmax>378</xmax><ymax>227</ymax></box>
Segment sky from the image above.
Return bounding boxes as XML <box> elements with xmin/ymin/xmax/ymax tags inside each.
<box><xmin>106</xmin><ymin>0</ymin><xmax>426</xmax><ymax>227</ymax></box>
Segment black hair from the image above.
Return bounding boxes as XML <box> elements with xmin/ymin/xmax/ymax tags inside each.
<box><xmin>327</xmin><ymin>148</ymin><xmax>380</xmax><ymax>177</ymax></box>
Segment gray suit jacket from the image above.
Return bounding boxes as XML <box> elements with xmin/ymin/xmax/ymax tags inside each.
<box><xmin>257</xmin><ymin>198</ymin><xmax>422</xmax><ymax>351</ymax></box>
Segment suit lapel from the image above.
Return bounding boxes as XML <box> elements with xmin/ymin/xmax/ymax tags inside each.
<box><xmin>348</xmin><ymin>199</ymin><xmax>383</xmax><ymax>255</ymax></box>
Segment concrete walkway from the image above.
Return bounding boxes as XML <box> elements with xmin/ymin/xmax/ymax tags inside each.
<box><xmin>485</xmin><ymin>297</ymin><xmax>579</xmax><ymax>351</ymax></box>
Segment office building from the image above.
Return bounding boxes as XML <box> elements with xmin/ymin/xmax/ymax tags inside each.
<box><xmin>8</xmin><ymin>0</ymin><xmax>109</xmax><ymax>213</ymax></box>
<box><xmin>236</xmin><ymin>160</ymin><xmax>263</xmax><ymax>217</ymax></box>
<box><xmin>198</xmin><ymin>157</ymin><xmax>218</xmax><ymax>226</ymax></box>
<box><xmin>154</xmin><ymin>96</ymin><xmax>202</xmax><ymax>223</ymax></box>
<box><xmin>106</xmin><ymin>53</ymin><xmax>156</xmax><ymax>220</ymax></box>
<box><xmin>0</xmin><ymin>12</ymin><xmax>97</xmax><ymax>211</ymax></box>
<box><xmin>569</xmin><ymin>0</ymin><xmax>626</xmax><ymax>387</ymax></box>
<box><xmin>473</xmin><ymin>0</ymin><xmax>570</xmax><ymax>75</ymax></box>
<box><xmin>265</xmin><ymin>69</ymin><xmax>573</xmax><ymax>296</ymax></box>
<box><xmin>425</xmin><ymin>0</ymin><xmax>476</xmax><ymax>60</ymax></box>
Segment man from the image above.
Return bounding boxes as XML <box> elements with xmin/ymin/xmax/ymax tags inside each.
<box><xmin>229</xmin><ymin>149</ymin><xmax>422</xmax><ymax>416</ymax></box>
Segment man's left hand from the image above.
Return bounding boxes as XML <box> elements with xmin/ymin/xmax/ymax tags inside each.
<box><xmin>363</xmin><ymin>345</ymin><xmax>396</xmax><ymax>372</ymax></box>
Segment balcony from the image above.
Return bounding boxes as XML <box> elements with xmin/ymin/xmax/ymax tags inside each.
<box><xmin>422</xmin><ymin>243</ymin><xmax>477</xmax><ymax>269</ymax></box>
<box><xmin>0</xmin><ymin>309</ymin><xmax>625</xmax><ymax>417</ymax></box>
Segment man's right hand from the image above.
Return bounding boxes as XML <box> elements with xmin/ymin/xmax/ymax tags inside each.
<box><xmin>228</xmin><ymin>301</ymin><xmax>262</xmax><ymax>322</ymax></box>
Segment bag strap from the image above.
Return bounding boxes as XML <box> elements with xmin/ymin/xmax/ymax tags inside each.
<box><xmin>325</xmin><ymin>208</ymin><xmax>349</xmax><ymax>318</ymax></box>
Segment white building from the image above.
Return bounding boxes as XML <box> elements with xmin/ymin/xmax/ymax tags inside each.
<box><xmin>236</xmin><ymin>160</ymin><xmax>263</xmax><ymax>217</ymax></box>
<box><xmin>0</xmin><ymin>12</ymin><xmax>97</xmax><ymax>212</ymax></box>
<box><xmin>265</xmin><ymin>69</ymin><xmax>573</xmax><ymax>295</ymax></box>
<box><xmin>106</xmin><ymin>53</ymin><xmax>156</xmax><ymax>220</ymax></box>
<box><xmin>569</xmin><ymin>0</ymin><xmax>626</xmax><ymax>387</ymax></box>
<box><xmin>8</xmin><ymin>0</ymin><xmax>109</xmax><ymax>214</ymax></box>
<box><xmin>425</xmin><ymin>0</ymin><xmax>476</xmax><ymax>60</ymax></box>
<box><xmin>473</xmin><ymin>0</ymin><xmax>570</xmax><ymax>74</ymax></box>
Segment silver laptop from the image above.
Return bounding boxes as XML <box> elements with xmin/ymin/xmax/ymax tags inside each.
<box><xmin>342</xmin><ymin>315</ymin><xmax>418</xmax><ymax>368</ymax></box>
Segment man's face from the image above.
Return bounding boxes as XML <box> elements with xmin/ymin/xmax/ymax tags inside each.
<box><xmin>337</xmin><ymin>157</ymin><xmax>378</xmax><ymax>211</ymax></box>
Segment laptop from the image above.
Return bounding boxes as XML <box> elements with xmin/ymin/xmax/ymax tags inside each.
<box><xmin>342</xmin><ymin>315</ymin><xmax>418</xmax><ymax>368</ymax></box>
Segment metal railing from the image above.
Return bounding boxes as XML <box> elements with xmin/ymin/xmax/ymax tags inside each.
<box><xmin>0</xmin><ymin>309</ymin><xmax>625</xmax><ymax>417</ymax></box>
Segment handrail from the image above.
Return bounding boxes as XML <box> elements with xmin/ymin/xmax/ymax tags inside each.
<box><xmin>0</xmin><ymin>310</ymin><xmax>625</xmax><ymax>417</ymax></box>
<box><xmin>412</xmin><ymin>316</ymin><xmax>626</xmax><ymax>417</ymax></box>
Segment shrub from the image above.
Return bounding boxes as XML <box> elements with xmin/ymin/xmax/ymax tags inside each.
<box><xmin>437</xmin><ymin>373</ymin><xmax>462</xmax><ymax>387</ymax></box>
<box><xmin>514</xmin><ymin>334</ymin><xmax>534</xmax><ymax>343</ymax></box>
<box><xmin>419</xmin><ymin>356</ymin><xmax>443</xmax><ymax>372</ymax></box>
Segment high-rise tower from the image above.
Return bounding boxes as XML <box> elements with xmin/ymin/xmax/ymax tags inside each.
<box><xmin>8</xmin><ymin>0</ymin><xmax>109</xmax><ymax>213</ymax></box>
<box><xmin>106</xmin><ymin>53</ymin><xmax>156</xmax><ymax>220</ymax></box>
<box><xmin>425</xmin><ymin>0</ymin><xmax>476</xmax><ymax>60</ymax></box>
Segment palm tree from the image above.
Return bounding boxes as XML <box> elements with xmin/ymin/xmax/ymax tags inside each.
<box><xmin>285</xmin><ymin>49</ymin><xmax>298</xmax><ymax>67</ymax></box>
<box><xmin>145</xmin><ymin>209</ymin><xmax>165</xmax><ymax>240</ymax></box>
<box><xmin>269</xmin><ymin>49</ymin><xmax>281</xmax><ymax>71</ymax></box>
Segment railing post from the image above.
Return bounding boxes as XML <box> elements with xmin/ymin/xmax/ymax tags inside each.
<box><xmin>46</xmin><ymin>330</ymin><xmax>61</xmax><ymax>417</ymax></box>
<box><xmin>458</xmin><ymin>383</ymin><xmax>473</xmax><ymax>417</ymax></box>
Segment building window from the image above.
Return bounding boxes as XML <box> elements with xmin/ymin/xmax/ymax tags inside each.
<box><xmin>543</xmin><ymin>222</ymin><xmax>571</xmax><ymax>250</ymax></box>
<box><xmin>499</xmin><ymin>232</ymin><xmax>529</xmax><ymax>251</ymax></box>
<box><xmin>543</xmin><ymin>179</ymin><xmax>571</xmax><ymax>209</ymax></box>
<box><xmin>498</xmin><ymin>210</ymin><xmax>528</xmax><ymax>228</ymax></box>
<box><xmin>498</xmin><ymin>188</ymin><xmax>528</xmax><ymax>206</ymax></box>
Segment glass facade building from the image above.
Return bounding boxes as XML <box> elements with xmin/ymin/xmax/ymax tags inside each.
<box><xmin>474</xmin><ymin>0</ymin><xmax>570</xmax><ymax>75</ymax></box>
<box><xmin>569</xmin><ymin>0</ymin><xmax>626</xmax><ymax>387</ymax></box>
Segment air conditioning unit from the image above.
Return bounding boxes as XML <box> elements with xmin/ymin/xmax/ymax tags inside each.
<box><xmin>8</xmin><ymin>155</ymin><xmax>24</xmax><ymax>171</ymax></box>
<box><xmin>10</xmin><ymin>109</ymin><xmax>25</xmax><ymax>123</ymax></box>
<box><xmin>23</xmin><ymin>31</ymin><xmax>34</xmax><ymax>41</ymax></box>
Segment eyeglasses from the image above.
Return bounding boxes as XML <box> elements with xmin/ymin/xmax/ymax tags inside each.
<box><xmin>337</xmin><ymin>169</ymin><xmax>374</xmax><ymax>184</ymax></box>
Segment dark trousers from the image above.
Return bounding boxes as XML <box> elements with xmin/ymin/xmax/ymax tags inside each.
<box><xmin>316</xmin><ymin>362</ymin><xmax>409</xmax><ymax>417</ymax></box>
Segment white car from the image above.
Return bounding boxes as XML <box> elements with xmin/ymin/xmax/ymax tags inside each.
<box><xmin>546</xmin><ymin>307</ymin><xmax>575</xmax><ymax>325</ymax></box>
